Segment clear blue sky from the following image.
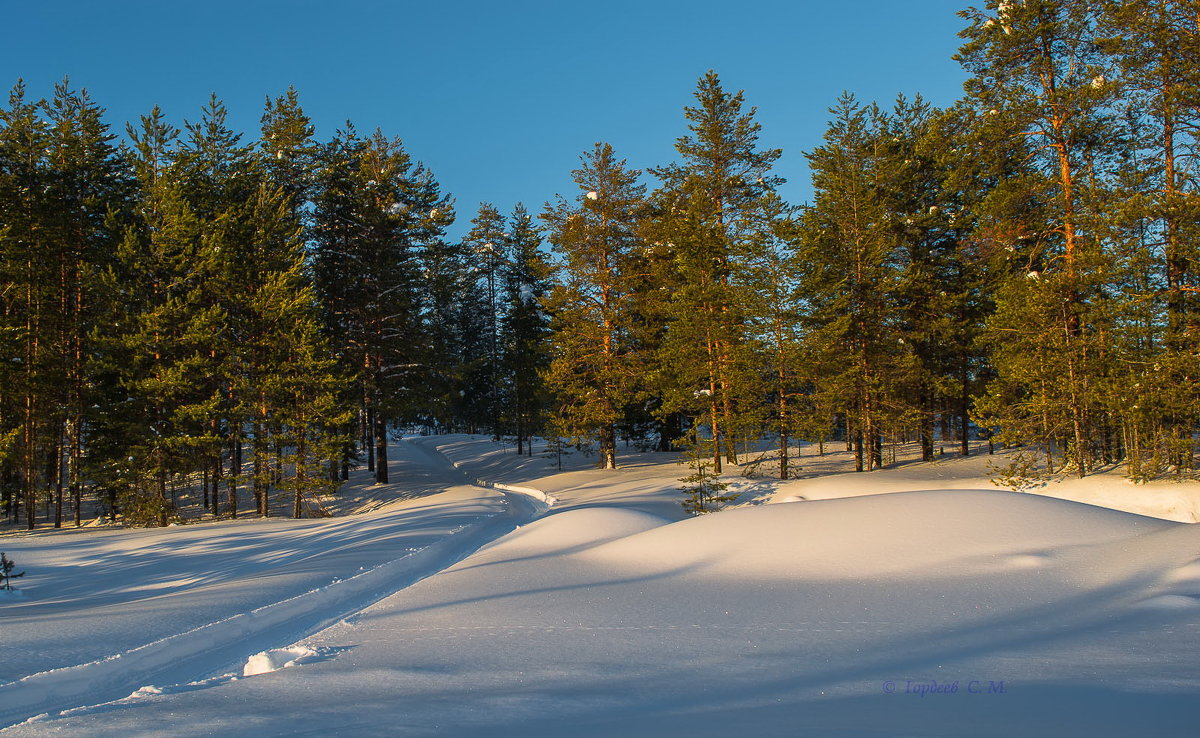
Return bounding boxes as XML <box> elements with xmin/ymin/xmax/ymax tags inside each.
<box><xmin>2</xmin><ymin>0</ymin><xmax>970</xmax><ymax>240</ymax></box>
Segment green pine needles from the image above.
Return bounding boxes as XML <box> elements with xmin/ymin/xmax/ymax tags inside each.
<box><xmin>679</xmin><ymin>431</ymin><xmax>739</xmax><ymax>515</ymax></box>
<box><xmin>1</xmin><ymin>552</ymin><xmax>24</xmax><ymax>590</ymax></box>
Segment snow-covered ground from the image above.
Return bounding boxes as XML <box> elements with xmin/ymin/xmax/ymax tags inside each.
<box><xmin>2</xmin><ymin>436</ymin><xmax>1198</xmax><ymax>736</ymax></box>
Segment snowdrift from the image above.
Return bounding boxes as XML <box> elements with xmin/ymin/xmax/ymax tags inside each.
<box><xmin>584</xmin><ymin>489</ymin><xmax>1178</xmax><ymax>579</ymax></box>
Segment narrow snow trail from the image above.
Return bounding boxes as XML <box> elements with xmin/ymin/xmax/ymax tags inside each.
<box><xmin>0</xmin><ymin>440</ymin><xmax>550</xmax><ymax>730</ymax></box>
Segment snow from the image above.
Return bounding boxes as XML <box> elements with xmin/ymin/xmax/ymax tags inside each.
<box><xmin>242</xmin><ymin>647</ymin><xmax>317</xmax><ymax>677</ymax></box>
<box><xmin>2</xmin><ymin>436</ymin><xmax>1199</xmax><ymax>736</ymax></box>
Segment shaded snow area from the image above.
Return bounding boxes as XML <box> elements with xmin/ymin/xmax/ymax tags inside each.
<box><xmin>3</xmin><ymin>436</ymin><xmax>1199</xmax><ymax>736</ymax></box>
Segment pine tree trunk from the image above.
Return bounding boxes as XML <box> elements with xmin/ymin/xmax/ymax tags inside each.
<box><xmin>920</xmin><ymin>389</ymin><xmax>934</xmax><ymax>463</ymax></box>
<box><xmin>365</xmin><ymin>407</ymin><xmax>375</xmax><ymax>472</ymax></box>
<box><xmin>959</xmin><ymin>357</ymin><xmax>970</xmax><ymax>457</ymax></box>
<box><xmin>599</xmin><ymin>423</ymin><xmax>617</xmax><ymax>470</ymax></box>
<box><xmin>24</xmin><ymin>391</ymin><xmax>36</xmax><ymax>530</ymax></box>
<box><xmin>375</xmin><ymin>411</ymin><xmax>389</xmax><ymax>484</ymax></box>
<box><xmin>779</xmin><ymin>427</ymin><xmax>789</xmax><ymax>481</ymax></box>
<box><xmin>293</xmin><ymin>415</ymin><xmax>306</xmax><ymax>518</ymax></box>
<box><xmin>53</xmin><ymin>425</ymin><xmax>63</xmax><ymax>528</ymax></box>
<box><xmin>253</xmin><ymin>418</ymin><xmax>266</xmax><ymax>517</ymax></box>
<box><xmin>69</xmin><ymin>416</ymin><xmax>81</xmax><ymax>527</ymax></box>
<box><xmin>227</xmin><ymin>433</ymin><xmax>239</xmax><ymax>519</ymax></box>
<box><xmin>157</xmin><ymin>461</ymin><xmax>168</xmax><ymax>528</ymax></box>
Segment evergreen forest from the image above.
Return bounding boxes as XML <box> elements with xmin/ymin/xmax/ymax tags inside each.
<box><xmin>3</xmin><ymin>0</ymin><xmax>1200</xmax><ymax>527</ymax></box>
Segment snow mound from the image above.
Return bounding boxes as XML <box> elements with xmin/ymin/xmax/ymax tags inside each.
<box><xmin>242</xmin><ymin>646</ymin><xmax>317</xmax><ymax>677</ymax></box>
<box><xmin>0</xmin><ymin>588</ymin><xmax>26</xmax><ymax>601</ymax></box>
<box><xmin>129</xmin><ymin>685</ymin><xmax>163</xmax><ymax>698</ymax></box>
<box><xmin>1135</xmin><ymin>594</ymin><xmax>1200</xmax><ymax>610</ymax></box>
<box><xmin>585</xmin><ymin>489</ymin><xmax>1175</xmax><ymax>580</ymax></box>
<box><xmin>498</xmin><ymin>508</ymin><xmax>671</xmax><ymax>555</ymax></box>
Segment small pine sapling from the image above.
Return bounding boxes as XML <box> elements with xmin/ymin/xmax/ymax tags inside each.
<box><xmin>1</xmin><ymin>552</ymin><xmax>25</xmax><ymax>590</ymax></box>
<box><xmin>988</xmin><ymin>450</ymin><xmax>1048</xmax><ymax>492</ymax></box>
<box><xmin>679</xmin><ymin>433</ymin><xmax>739</xmax><ymax>514</ymax></box>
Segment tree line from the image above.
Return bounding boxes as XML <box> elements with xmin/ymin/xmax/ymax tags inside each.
<box><xmin>2</xmin><ymin>0</ymin><xmax>1198</xmax><ymax>528</ymax></box>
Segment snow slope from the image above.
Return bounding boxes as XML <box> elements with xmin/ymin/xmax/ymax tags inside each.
<box><xmin>0</xmin><ymin>439</ymin><xmax>550</xmax><ymax>728</ymax></box>
<box><xmin>3</xmin><ymin>436</ymin><xmax>1199</xmax><ymax>736</ymax></box>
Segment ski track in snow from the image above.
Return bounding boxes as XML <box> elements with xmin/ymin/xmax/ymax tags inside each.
<box><xmin>0</xmin><ymin>439</ymin><xmax>554</xmax><ymax>730</ymax></box>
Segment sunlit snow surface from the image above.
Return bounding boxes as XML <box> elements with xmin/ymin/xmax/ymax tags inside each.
<box><xmin>2</xmin><ymin>436</ymin><xmax>1199</xmax><ymax>737</ymax></box>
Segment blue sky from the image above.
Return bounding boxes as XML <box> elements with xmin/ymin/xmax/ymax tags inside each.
<box><xmin>3</xmin><ymin>0</ymin><xmax>970</xmax><ymax>239</ymax></box>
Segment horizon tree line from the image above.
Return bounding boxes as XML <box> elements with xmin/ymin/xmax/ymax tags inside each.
<box><xmin>2</xmin><ymin>0</ymin><xmax>1198</xmax><ymax>527</ymax></box>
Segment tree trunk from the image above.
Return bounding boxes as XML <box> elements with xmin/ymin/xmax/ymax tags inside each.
<box><xmin>599</xmin><ymin>422</ymin><xmax>617</xmax><ymax>470</ymax></box>
<box><xmin>959</xmin><ymin>357</ymin><xmax>971</xmax><ymax>457</ymax></box>
<box><xmin>53</xmin><ymin>425</ymin><xmax>63</xmax><ymax>528</ymax></box>
<box><xmin>227</xmin><ymin>433</ymin><xmax>239</xmax><ymax>519</ymax></box>
<box><xmin>375</xmin><ymin>412</ymin><xmax>389</xmax><ymax>484</ymax></box>
<box><xmin>365</xmin><ymin>407</ymin><xmax>375</xmax><ymax>472</ymax></box>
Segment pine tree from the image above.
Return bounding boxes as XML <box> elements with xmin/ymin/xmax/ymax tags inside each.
<box><xmin>500</xmin><ymin>204</ymin><xmax>551</xmax><ymax>455</ymax></box>
<box><xmin>0</xmin><ymin>81</ymin><xmax>51</xmax><ymax>528</ymax></box>
<box><xmin>421</xmin><ymin>232</ymin><xmax>485</xmax><ymax>435</ymax></box>
<box><xmin>740</xmin><ymin>191</ymin><xmax>802</xmax><ymax>477</ymax></box>
<box><xmin>260</xmin><ymin>86</ymin><xmax>316</xmax><ymax>220</ymax></box>
<box><xmin>648</xmin><ymin>71</ymin><xmax>784</xmax><ymax>473</ymax></box>
<box><xmin>541</xmin><ymin>143</ymin><xmax>647</xmax><ymax>469</ymax></box>
<box><xmin>176</xmin><ymin>94</ymin><xmax>259</xmax><ymax>515</ymax></box>
<box><xmin>958</xmin><ymin>0</ymin><xmax>1120</xmax><ymax>476</ymax></box>
<box><xmin>798</xmin><ymin>95</ymin><xmax>913</xmax><ymax>472</ymax></box>
<box><xmin>461</xmin><ymin>203</ymin><xmax>510</xmax><ymax>440</ymax></box>
<box><xmin>313</xmin><ymin>128</ymin><xmax>440</xmax><ymax>483</ymax></box>
<box><xmin>40</xmin><ymin>81</ymin><xmax>132</xmax><ymax>526</ymax></box>
<box><xmin>1096</xmin><ymin>0</ymin><xmax>1200</xmax><ymax>476</ymax></box>
<box><xmin>246</xmin><ymin>183</ymin><xmax>349</xmax><ymax>517</ymax></box>
<box><xmin>102</xmin><ymin>106</ymin><xmax>218</xmax><ymax>525</ymax></box>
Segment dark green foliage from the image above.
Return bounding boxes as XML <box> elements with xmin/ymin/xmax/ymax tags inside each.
<box><xmin>679</xmin><ymin>431</ymin><xmax>739</xmax><ymax>515</ymax></box>
<box><xmin>0</xmin><ymin>551</ymin><xmax>23</xmax><ymax>589</ymax></box>
<box><xmin>648</xmin><ymin>71</ymin><xmax>785</xmax><ymax>474</ymax></box>
<box><xmin>312</xmin><ymin>126</ymin><xmax>452</xmax><ymax>483</ymax></box>
<box><xmin>541</xmin><ymin>143</ymin><xmax>648</xmax><ymax>469</ymax></box>
<box><xmin>501</xmin><ymin>204</ymin><xmax>551</xmax><ymax>455</ymax></box>
<box><xmin>8</xmin><ymin>13</ymin><xmax>1200</xmax><ymax>536</ymax></box>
